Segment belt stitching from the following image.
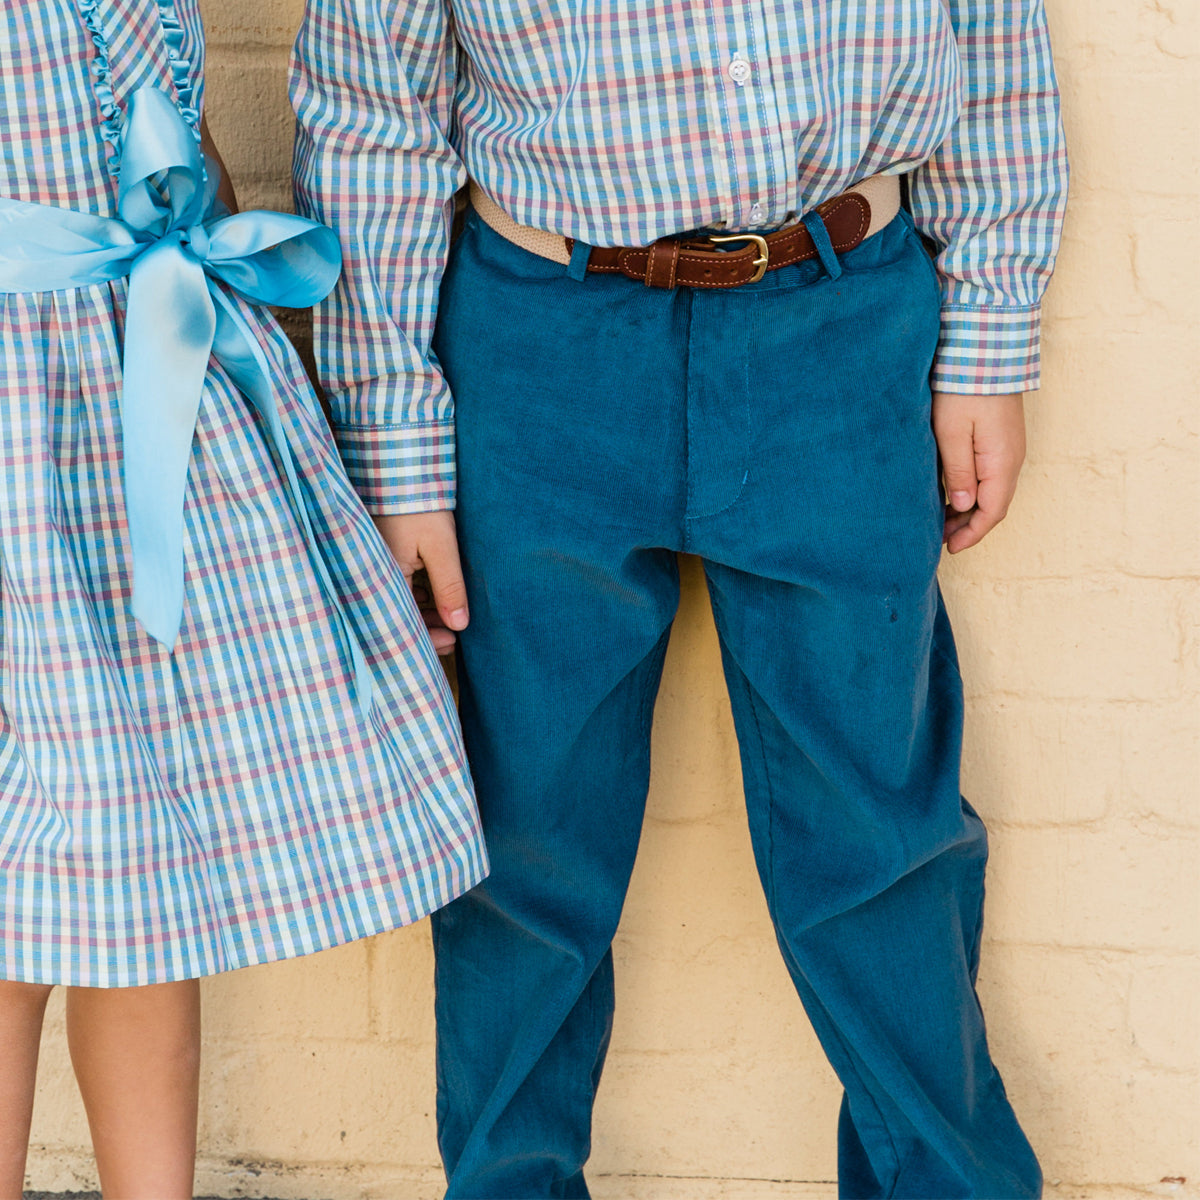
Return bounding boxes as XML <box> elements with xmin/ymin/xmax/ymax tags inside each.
<box><xmin>468</xmin><ymin>175</ymin><xmax>902</xmax><ymax>271</ymax></box>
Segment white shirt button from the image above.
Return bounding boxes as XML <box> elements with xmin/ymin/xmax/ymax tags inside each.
<box><xmin>728</xmin><ymin>56</ymin><xmax>752</xmax><ymax>86</ymax></box>
<box><xmin>747</xmin><ymin>202</ymin><xmax>765</xmax><ymax>226</ymax></box>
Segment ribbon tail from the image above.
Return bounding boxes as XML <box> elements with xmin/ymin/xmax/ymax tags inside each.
<box><xmin>0</xmin><ymin>199</ymin><xmax>142</xmax><ymax>293</ymax></box>
<box><xmin>123</xmin><ymin>238</ymin><xmax>215</xmax><ymax>647</ymax></box>
<box><xmin>207</xmin><ymin>285</ymin><xmax>374</xmax><ymax>719</ymax></box>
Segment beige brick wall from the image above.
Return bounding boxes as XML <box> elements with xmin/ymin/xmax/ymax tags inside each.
<box><xmin>26</xmin><ymin>1</ymin><xmax>1199</xmax><ymax>1197</ymax></box>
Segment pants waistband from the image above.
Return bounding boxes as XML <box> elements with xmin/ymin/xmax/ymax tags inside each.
<box><xmin>469</xmin><ymin>174</ymin><xmax>902</xmax><ymax>286</ymax></box>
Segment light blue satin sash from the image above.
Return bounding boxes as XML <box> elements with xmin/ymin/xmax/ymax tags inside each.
<box><xmin>0</xmin><ymin>86</ymin><xmax>372</xmax><ymax>715</ymax></box>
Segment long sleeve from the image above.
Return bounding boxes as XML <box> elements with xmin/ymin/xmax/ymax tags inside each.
<box><xmin>910</xmin><ymin>0</ymin><xmax>1068</xmax><ymax>395</ymax></box>
<box><xmin>290</xmin><ymin>0</ymin><xmax>464</xmax><ymax>513</ymax></box>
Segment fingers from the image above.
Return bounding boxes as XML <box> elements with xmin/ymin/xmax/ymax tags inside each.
<box><xmin>933</xmin><ymin>401</ymin><xmax>978</xmax><ymax>517</ymax></box>
<box><xmin>944</xmin><ymin>494</ymin><xmax>1003</xmax><ymax>554</ymax></box>
<box><xmin>371</xmin><ymin>513</ymin><xmax>423</xmax><ymax>584</ymax></box>
<box><xmin>944</xmin><ymin>450</ymin><xmax>1021</xmax><ymax>553</ymax></box>
<box><xmin>933</xmin><ymin>392</ymin><xmax>1026</xmax><ymax>554</ymax></box>
<box><xmin>371</xmin><ymin>510</ymin><xmax>468</xmax><ymax>654</ymax></box>
<box><xmin>411</xmin><ymin>581</ymin><xmax>459</xmax><ymax>655</ymax></box>
<box><xmin>420</xmin><ymin>518</ymin><xmax>470</xmax><ymax>634</ymax></box>
<box><xmin>425</xmin><ymin>624</ymin><xmax>460</xmax><ymax>656</ymax></box>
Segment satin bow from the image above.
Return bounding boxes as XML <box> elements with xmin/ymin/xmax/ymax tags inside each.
<box><xmin>0</xmin><ymin>86</ymin><xmax>372</xmax><ymax>715</ymax></box>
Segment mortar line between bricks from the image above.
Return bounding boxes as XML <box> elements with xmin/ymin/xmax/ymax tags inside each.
<box><xmin>987</xmin><ymin>818</ymin><xmax>1199</xmax><ymax>832</ymax></box>
<box><xmin>984</xmin><ymin>940</ymin><xmax>1199</xmax><ymax>957</ymax></box>
<box><xmin>206</xmin><ymin>36</ymin><xmax>295</xmax><ymax>52</ymax></box>
<box><xmin>945</xmin><ymin>572</ymin><xmax>1200</xmax><ymax>582</ymax></box>
<box><xmin>962</xmin><ymin>692</ymin><xmax>1189</xmax><ymax>704</ymax></box>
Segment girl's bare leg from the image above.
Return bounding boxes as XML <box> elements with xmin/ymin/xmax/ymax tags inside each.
<box><xmin>66</xmin><ymin>980</ymin><xmax>201</xmax><ymax>1200</ymax></box>
<box><xmin>0</xmin><ymin>981</ymin><xmax>55</xmax><ymax>1200</ymax></box>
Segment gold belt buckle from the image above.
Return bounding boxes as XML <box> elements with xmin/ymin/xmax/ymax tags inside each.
<box><xmin>709</xmin><ymin>233</ymin><xmax>770</xmax><ymax>283</ymax></box>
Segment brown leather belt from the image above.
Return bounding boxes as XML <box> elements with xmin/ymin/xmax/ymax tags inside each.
<box><xmin>469</xmin><ymin>175</ymin><xmax>901</xmax><ymax>290</ymax></box>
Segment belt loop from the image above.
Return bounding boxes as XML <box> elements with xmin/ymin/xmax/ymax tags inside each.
<box><xmin>801</xmin><ymin>209</ymin><xmax>843</xmax><ymax>281</ymax></box>
<box><xmin>643</xmin><ymin>240</ymin><xmax>681</xmax><ymax>289</ymax></box>
<box><xmin>566</xmin><ymin>238</ymin><xmax>592</xmax><ymax>282</ymax></box>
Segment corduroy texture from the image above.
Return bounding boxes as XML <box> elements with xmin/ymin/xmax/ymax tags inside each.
<box><xmin>429</xmin><ymin>207</ymin><xmax>1040</xmax><ymax>1198</ymax></box>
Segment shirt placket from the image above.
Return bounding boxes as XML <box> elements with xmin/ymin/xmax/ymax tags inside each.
<box><xmin>708</xmin><ymin>1</ymin><xmax>796</xmax><ymax>230</ymax></box>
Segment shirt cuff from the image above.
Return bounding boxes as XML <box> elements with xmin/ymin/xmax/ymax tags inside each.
<box><xmin>932</xmin><ymin>305</ymin><xmax>1043</xmax><ymax>395</ymax></box>
<box><xmin>334</xmin><ymin>421</ymin><xmax>456</xmax><ymax>515</ymax></box>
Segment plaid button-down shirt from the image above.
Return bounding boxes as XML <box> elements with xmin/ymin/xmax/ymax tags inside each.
<box><xmin>291</xmin><ymin>0</ymin><xmax>1068</xmax><ymax>514</ymax></box>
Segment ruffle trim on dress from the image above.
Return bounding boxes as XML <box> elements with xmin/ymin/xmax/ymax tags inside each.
<box><xmin>154</xmin><ymin>0</ymin><xmax>202</xmax><ymax>140</ymax></box>
<box><xmin>77</xmin><ymin>0</ymin><xmax>204</xmax><ymax>179</ymax></box>
<box><xmin>78</xmin><ymin>0</ymin><xmax>123</xmax><ymax>175</ymax></box>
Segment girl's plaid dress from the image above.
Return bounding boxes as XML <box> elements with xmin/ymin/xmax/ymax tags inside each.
<box><xmin>0</xmin><ymin>0</ymin><xmax>487</xmax><ymax>987</ymax></box>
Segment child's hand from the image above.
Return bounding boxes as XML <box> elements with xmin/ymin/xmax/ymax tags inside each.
<box><xmin>371</xmin><ymin>511</ymin><xmax>469</xmax><ymax>654</ymax></box>
<box><xmin>932</xmin><ymin>391</ymin><xmax>1026</xmax><ymax>554</ymax></box>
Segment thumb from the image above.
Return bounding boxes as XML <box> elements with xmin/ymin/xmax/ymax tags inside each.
<box><xmin>421</xmin><ymin>519</ymin><xmax>470</xmax><ymax>632</ymax></box>
<box><xmin>935</xmin><ymin>410</ymin><xmax>978</xmax><ymax>513</ymax></box>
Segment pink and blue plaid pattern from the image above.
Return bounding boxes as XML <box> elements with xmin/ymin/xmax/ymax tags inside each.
<box><xmin>0</xmin><ymin>0</ymin><xmax>486</xmax><ymax>988</ymax></box>
<box><xmin>291</xmin><ymin>0</ymin><xmax>1068</xmax><ymax>516</ymax></box>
